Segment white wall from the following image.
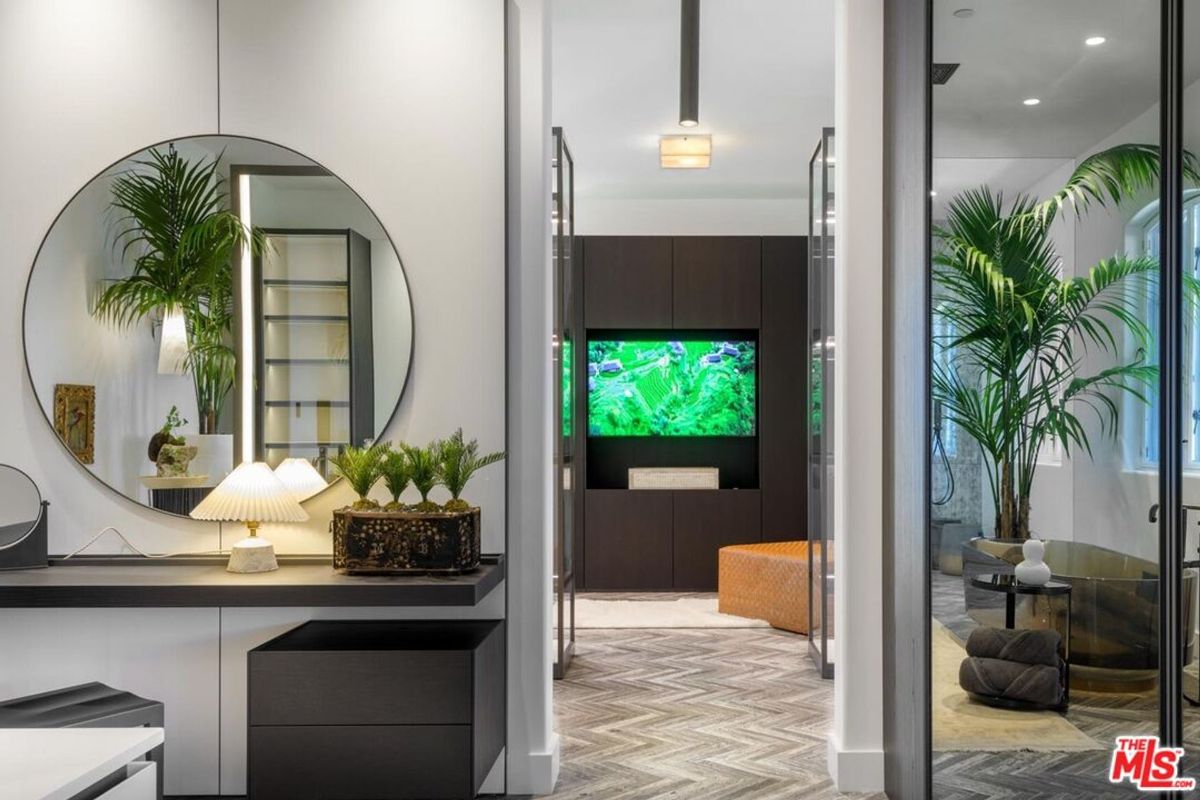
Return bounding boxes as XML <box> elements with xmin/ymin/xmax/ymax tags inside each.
<box><xmin>506</xmin><ymin>0</ymin><xmax>561</xmax><ymax>792</ymax></box>
<box><xmin>828</xmin><ymin>0</ymin><xmax>884</xmax><ymax>792</ymax></box>
<box><xmin>575</xmin><ymin>197</ymin><xmax>806</xmax><ymax>236</ymax></box>
<box><xmin>0</xmin><ymin>0</ymin><xmax>222</xmax><ymax>555</ymax></box>
<box><xmin>0</xmin><ymin>1</ymin><xmax>556</xmax><ymax>795</ymax></box>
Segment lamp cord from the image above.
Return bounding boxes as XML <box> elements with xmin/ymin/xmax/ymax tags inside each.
<box><xmin>59</xmin><ymin>527</ymin><xmax>229</xmax><ymax>561</ymax></box>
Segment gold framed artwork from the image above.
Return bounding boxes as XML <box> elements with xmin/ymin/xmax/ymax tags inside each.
<box><xmin>54</xmin><ymin>383</ymin><xmax>95</xmax><ymax>464</ymax></box>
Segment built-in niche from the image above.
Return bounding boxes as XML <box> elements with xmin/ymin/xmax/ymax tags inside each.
<box><xmin>574</xmin><ymin>235</ymin><xmax>806</xmax><ymax>591</ymax></box>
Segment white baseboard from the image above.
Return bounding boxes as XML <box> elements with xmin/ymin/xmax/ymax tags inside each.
<box><xmin>506</xmin><ymin>732</ymin><xmax>561</xmax><ymax>796</ymax></box>
<box><xmin>827</xmin><ymin>732</ymin><xmax>885</xmax><ymax>792</ymax></box>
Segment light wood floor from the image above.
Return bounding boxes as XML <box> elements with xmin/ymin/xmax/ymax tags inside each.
<box><xmin>931</xmin><ymin>570</ymin><xmax>1200</xmax><ymax>798</ymax></box>
<box><xmin>547</xmin><ymin>625</ymin><xmax>883</xmax><ymax>800</ymax></box>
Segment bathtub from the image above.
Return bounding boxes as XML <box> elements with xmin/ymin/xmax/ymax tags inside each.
<box><xmin>962</xmin><ymin>538</ymin><xmax>1197</xmax><ymax>692</ymax></box>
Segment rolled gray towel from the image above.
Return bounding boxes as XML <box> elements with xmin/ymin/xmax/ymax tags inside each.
<box><xmin>965</xmin><ymin>626</ymin><xmax>1060</xmax><ymax>667</ymax></box>
<box><xmin>959</xmin><ymin>656</ymin><xmax>1063</xmax><ymax>707</ymax></box>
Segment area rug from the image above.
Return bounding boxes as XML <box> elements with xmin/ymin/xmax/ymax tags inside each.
<box><xmin>932</xmin><ymin>619</ymin><xmax>1103</xmax><ymax>752</ymax></box>
<box><xmin>575</xmin><ymin>595</ymin><xmax>772</xmax><ymax>629</ymax></box>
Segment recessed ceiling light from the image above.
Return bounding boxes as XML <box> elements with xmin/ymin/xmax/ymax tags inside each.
<box><xmin>930</xmin><ymin>190</ymin><xmax>938</xmax><ymax>197</ymax></box>
<box><xmin>1085</xmin><ymin>35</ymin><xmax>1107</xmax><ymax>46</ymax></box>
<box><xmin>953</xmin><ymin>8</ymin><xmax>975</xmax><ymax>18</ymax></box>
<box><xmin>1023</xmin><ymin>97</ymin><xmax>1041</xmax><ymax>106</ymax></box>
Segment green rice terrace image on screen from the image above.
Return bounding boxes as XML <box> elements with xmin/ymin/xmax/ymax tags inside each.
<box><xmin>587</xmin><ymin>339</ymin><xmax>757</xmax><ymax>436</ymax></box>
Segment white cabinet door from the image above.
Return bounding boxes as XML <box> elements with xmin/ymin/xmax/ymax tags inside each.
<box><xmin>0</xmin><ymin>609</ymin><xmax>220</xmax><ymax>795</ymax></box>
<box><xmin>96</xmin><ymin>762</ymin><xmax>156</xmax><ymax>800</ymax></box>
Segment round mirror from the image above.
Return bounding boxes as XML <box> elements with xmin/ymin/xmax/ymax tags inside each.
<box><xmin>23</xmin><ymin>136</ymin><xmax>414</xmax><ymax>516</ymax></box>
<box><xmin>0</xmin><ymin>465</ymin><xmax>43</xmax><ymax>550</ymax></box>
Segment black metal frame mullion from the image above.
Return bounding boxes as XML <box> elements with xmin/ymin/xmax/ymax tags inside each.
<box><xmin>1160</xmin><ymin>0</ymin><xmax>1185</xmax><ymax>751</ymax></box>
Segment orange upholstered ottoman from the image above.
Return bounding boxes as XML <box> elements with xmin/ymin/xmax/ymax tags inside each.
<box><xmin>718</xmin><ymin>541</ymin><xmax>816</xmax><ymax>634</ymax></box>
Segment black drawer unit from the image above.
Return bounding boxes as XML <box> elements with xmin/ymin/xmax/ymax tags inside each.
<box><xmin>248</xmin><ymin>620</ymin><xmax>504</xmax><ymax>799</ymax></box>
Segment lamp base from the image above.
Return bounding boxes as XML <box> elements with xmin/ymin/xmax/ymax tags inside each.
<box><xmin>227</xmin><ymin>536</ymin><xmax>278</xmax><ymax>573</ymax></box>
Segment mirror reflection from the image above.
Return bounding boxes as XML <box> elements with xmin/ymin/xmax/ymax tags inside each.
<box><xmin>24</xmin><ymin>136</ymin><xmax>413</xmax><ymax>516</ymax></box>
<box><xmin>0</xmin><ymin>465</ymin><xmax>43</xmax><ymax>549</ymax></box>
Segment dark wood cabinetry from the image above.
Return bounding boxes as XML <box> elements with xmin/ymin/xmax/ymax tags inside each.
<box><xmin>584</xmin><ymin>490</ymin><xmax>674</xmax><ymax>590</ymax></box>
<box><xmin>248</xmin><ymin>620</ymin><xmax>503</xmax><ymax>799</ymax></box>
<box><xmin>760</xmin><ymin>237</ymin><xmax>808</xmax><ymax>541</ymax></box>
<box><xmin>582</xmin><ymin>236</ymin><xmax>673</xmax><ymax>327</ymax></box>
<box><xmin>672</xmin><ymin>237</ymin><xmax>762</xmax><ymax>328</ymax></box>
<box><xmin>672</xmin><ymin>490</ymin><xmax>762</xmax><ymax>589</ymax></box>
<box><xmin>577</xmin><ymin>235</ymin><xmax>807</xmax><ymax>592</ymax></box>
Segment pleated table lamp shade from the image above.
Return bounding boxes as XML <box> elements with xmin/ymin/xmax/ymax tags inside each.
<box><xmin>190</xmin><ymin>462</ymin><xmax>308</xmax><ymax>573</ymax></box>
<box><xmin>273</xmin><ymin>457</ymin><xmax>328</xmax><ymax>501</ymax></box>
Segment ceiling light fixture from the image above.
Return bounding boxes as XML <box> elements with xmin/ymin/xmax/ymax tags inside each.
<box><xmin>1085</xmin><ymin>35</ymin><xmax>1107</xmax><ymax>46</ymax></box>
<box><xmin>660</xmin><ymin>134</ymin><xmax>711</xmax><ymax>169</ymax></box>
<box><xmin>679</xmin><ymin>0</ymin><xmax>700</xmax><ymax>127</ymax></box>
<box><xmin>930</xmin><ymin>190</ymin><xmax>938</xmax><ymax>197</ymax></box>
<box><xmin>1023</xmin><ymin>97</ymin><xmax>1041</xmax><ymax>106</ymax></box>
<box><xmin>952</xmin><ymin>8</ymin><xmax>975</xmax><ymax>18</ymax></box>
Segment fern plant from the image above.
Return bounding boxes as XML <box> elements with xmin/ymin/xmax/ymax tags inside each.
<box><xmin>934</xmin><ymin>143</ymin><xmax>1200</xmax><ymax>538</ymax></box>
<box><xmin>404</xmin><ymin>443</ymin><xmax>443</xmax><ymax>512</ymax></box>
<box><xmin>330</xmin><ymin>443</ymin><xmax>387</xmax><ymax>509</ymax></box>
<box><xmin>95</xmin><ymin>144</ymin><xmax>265</xmax><ymax>433</ymax></box>
<box><xmin>379</xmin><ymin>445</ymin><xmax>412</xmax><ymax>511</ymax></box>
<box><xmin>437</xmin><ymin>428</ymin><xmax>504</xmax><ymax>512</ymax></box>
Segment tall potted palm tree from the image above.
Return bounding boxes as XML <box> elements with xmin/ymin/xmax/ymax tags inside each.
<box><xmin>93</xmin><ymin>144</ymin><xmax>263</xmax><ymax>434</ymax></box>
<box><xmin>934</xmin><ymin>143</ymin><xmax>1196</xmax><ymax>539</ymax></box>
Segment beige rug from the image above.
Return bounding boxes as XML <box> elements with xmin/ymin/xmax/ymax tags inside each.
<box><xmin>575</xmin><ymin>596</ymin><xmax>771</xmax><ymax>629</ymax></box>
<box><xmin>932</xmin><ymin>620</ymin><xmax>1103</xmax><ymax>752</ymax></box>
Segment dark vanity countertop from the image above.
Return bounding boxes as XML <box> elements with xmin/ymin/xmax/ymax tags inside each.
<box><xmin>0</xmin><ymin>555</ymin><xmax>504</xmax><ymax>608</ymax></box>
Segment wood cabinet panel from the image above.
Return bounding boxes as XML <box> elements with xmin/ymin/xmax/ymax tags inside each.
<box><xmin>583</xmin><ymin>490</ymin><xmax>673</xmax><ymax>590</ymax></box>
<box><xmin>760</xmin><ymin>236</ymin><xmax>807</xmax><ymax>541</ymax></box>
<box><xmin>672</xmin><ymin>490</ymin><xmax>762</xmax><ymax>590</ymax></box>
<box><xmin>583</xmin><ymin>236</ymin><xmax>672</xmax><ymax>328</ymax></box>
<box><xmin>249</xmin><ymin>725</ymin><xmax>472</xmax><ymax>799</ymax></box>
<box><xmin>671</xmin><ymin>237</ymin><xmax>761</xmax><ymax>328</ymax></box>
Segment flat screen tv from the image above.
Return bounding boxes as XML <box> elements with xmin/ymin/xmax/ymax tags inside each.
<box><xmin>587</xmin><ymin>336</ymin><xmax>757</xmax><ymax>437</ymax></box>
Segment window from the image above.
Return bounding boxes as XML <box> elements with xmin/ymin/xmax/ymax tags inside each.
<box><xmin>1137</xmin><ymin>195</ymin><xmax>1200</xmax><ymax>468</ymax></box>
<box><xmin>932</xmin><ymin>310</ymin><xmax>958</xmax><ymax>458</ymax></box>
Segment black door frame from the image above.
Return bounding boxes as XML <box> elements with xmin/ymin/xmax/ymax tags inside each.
<box><xmin>883</xmin><ymin>1</ymin><xmax>1188</xmax><ymax>796</ymax></box>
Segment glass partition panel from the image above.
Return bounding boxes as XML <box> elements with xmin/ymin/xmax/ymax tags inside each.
<box><xmin>931</xmin><ymin>1</ymin><xmax>1162</xmax><ymax>794</ymax></box>
<box><xmin>1180</xmin><ymin>0</ymin><xmax>1200</xmax><ymax>774</ymax></box>
<box><xmin>553</xmin><ymin>127</ymin><xmax>576</xmax><ymax>679</ymax></box>
<box><xmin>808</xmin><ymin>127</ymin><xmax>835</xmax><ymax>679</ymax></box>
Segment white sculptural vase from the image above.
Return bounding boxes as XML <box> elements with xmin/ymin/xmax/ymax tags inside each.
<box><xmin>1014</xmin><ymin>538</ymin><xmax>1052</xmax><ymax>586</ymax></box>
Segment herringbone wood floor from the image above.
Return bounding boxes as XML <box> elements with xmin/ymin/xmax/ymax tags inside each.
<box><xmin>548</xmin><ymin>627</ymin><xmax>884</xmax><ymax>800</ymax></box>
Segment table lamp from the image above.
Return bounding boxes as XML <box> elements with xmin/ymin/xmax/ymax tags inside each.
<box><xmin>273</xmin><ymin>457</ymin><xmax>328</xmax><ymax>501</ymax></box>
<box><xmin>190</xmin><ymin>461</ymin><xmax>308</xmax><ymax>573</ymax></box>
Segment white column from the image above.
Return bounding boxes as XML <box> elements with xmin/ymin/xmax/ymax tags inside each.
<box><xmin>505</xmin><ymin>0</ymin><xmax>560</xmax><ymax>794</ymax></box>
<box><xmin>828</xmin><ymin>0</ymin><xmax>885</xmax><ymax>792</ymax></box>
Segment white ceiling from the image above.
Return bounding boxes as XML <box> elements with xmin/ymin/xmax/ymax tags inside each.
<box><xmin>551</xmin><ymin>0</ymin><xmax>834</xmax><ymax>203</ymax></box>
<box><xmin>932</xmin><ymin>0</ymin><xmax>1200</xmax><ymax>159</ymax></box>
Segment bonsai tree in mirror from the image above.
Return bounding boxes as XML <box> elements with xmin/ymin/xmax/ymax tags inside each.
<box><xmin>92</xmin><ymin>144</ymin><xmax>265</xmax><ymax>433</ymax></box>
<box><xmin>437</xmin><ymin>428</ymin><xmax>505</xmax><ymax>512</ymax></box>
<box><xmin>330</xmin><ymin>443</ymin><xmax>387</xmax><ymax>510</ymax></box>
<box><xmin>379</xmin><ymin>445</ymin><xmax>412</xmax><ymax>511</ymax></box>
<box><xmin>404</xmin><ymin>443</ymin><xmax>443</xmax><ymax>513</ymax></box>
<box><xmin>147</xmin><ymin>405</ymin><xmax>186</xmax><ymax>462</ymax></box>
<box><xmin>933</xmin><ymin>143</ymin><xmax>1198</xmax><ymax>539</ymax></box>
<box><xmin>147</xmin><ymin>405</ymin><xmax>197</xmax><ymax>477</ymax></box>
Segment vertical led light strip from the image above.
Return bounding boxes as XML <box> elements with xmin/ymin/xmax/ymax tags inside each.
<box><xmin>238</xmin><ymin>173</ymin><xmax>255</xmax><ymax>464</ymax></box>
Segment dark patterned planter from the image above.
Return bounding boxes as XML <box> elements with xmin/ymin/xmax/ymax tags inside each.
<box><xmin>331</xmin><ymin>507</ymin><xmax>481</xmax><ymax>575</ymax></box>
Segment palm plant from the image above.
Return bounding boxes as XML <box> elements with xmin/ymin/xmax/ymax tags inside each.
<box><xmin>933</xmin><ymin>143</ymin><xmax>1196</xmax><ymax>539</ymax></box>
<box><xmin>94</xmin><ymin>144</ymin><xmax>264</xmax><ymax>433</ymax></box>
<box><xmin>404</xmin><ymin>443</ymin><xmax>443</xmax><ymax>512</ymax></box>
<box><xmin>379</xmin><ymin>445</ymin><xmax>412</xmax><ymax>511</ymax></box>
<box><xmin>330</xmin><ymin>443</ymin><xmax>387</xmax><ymax>509</ymax></box>
<box><xmin>436</xmin><ymin>428</ymin><xmax>505</xmax><ymax>512</ymax></box>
